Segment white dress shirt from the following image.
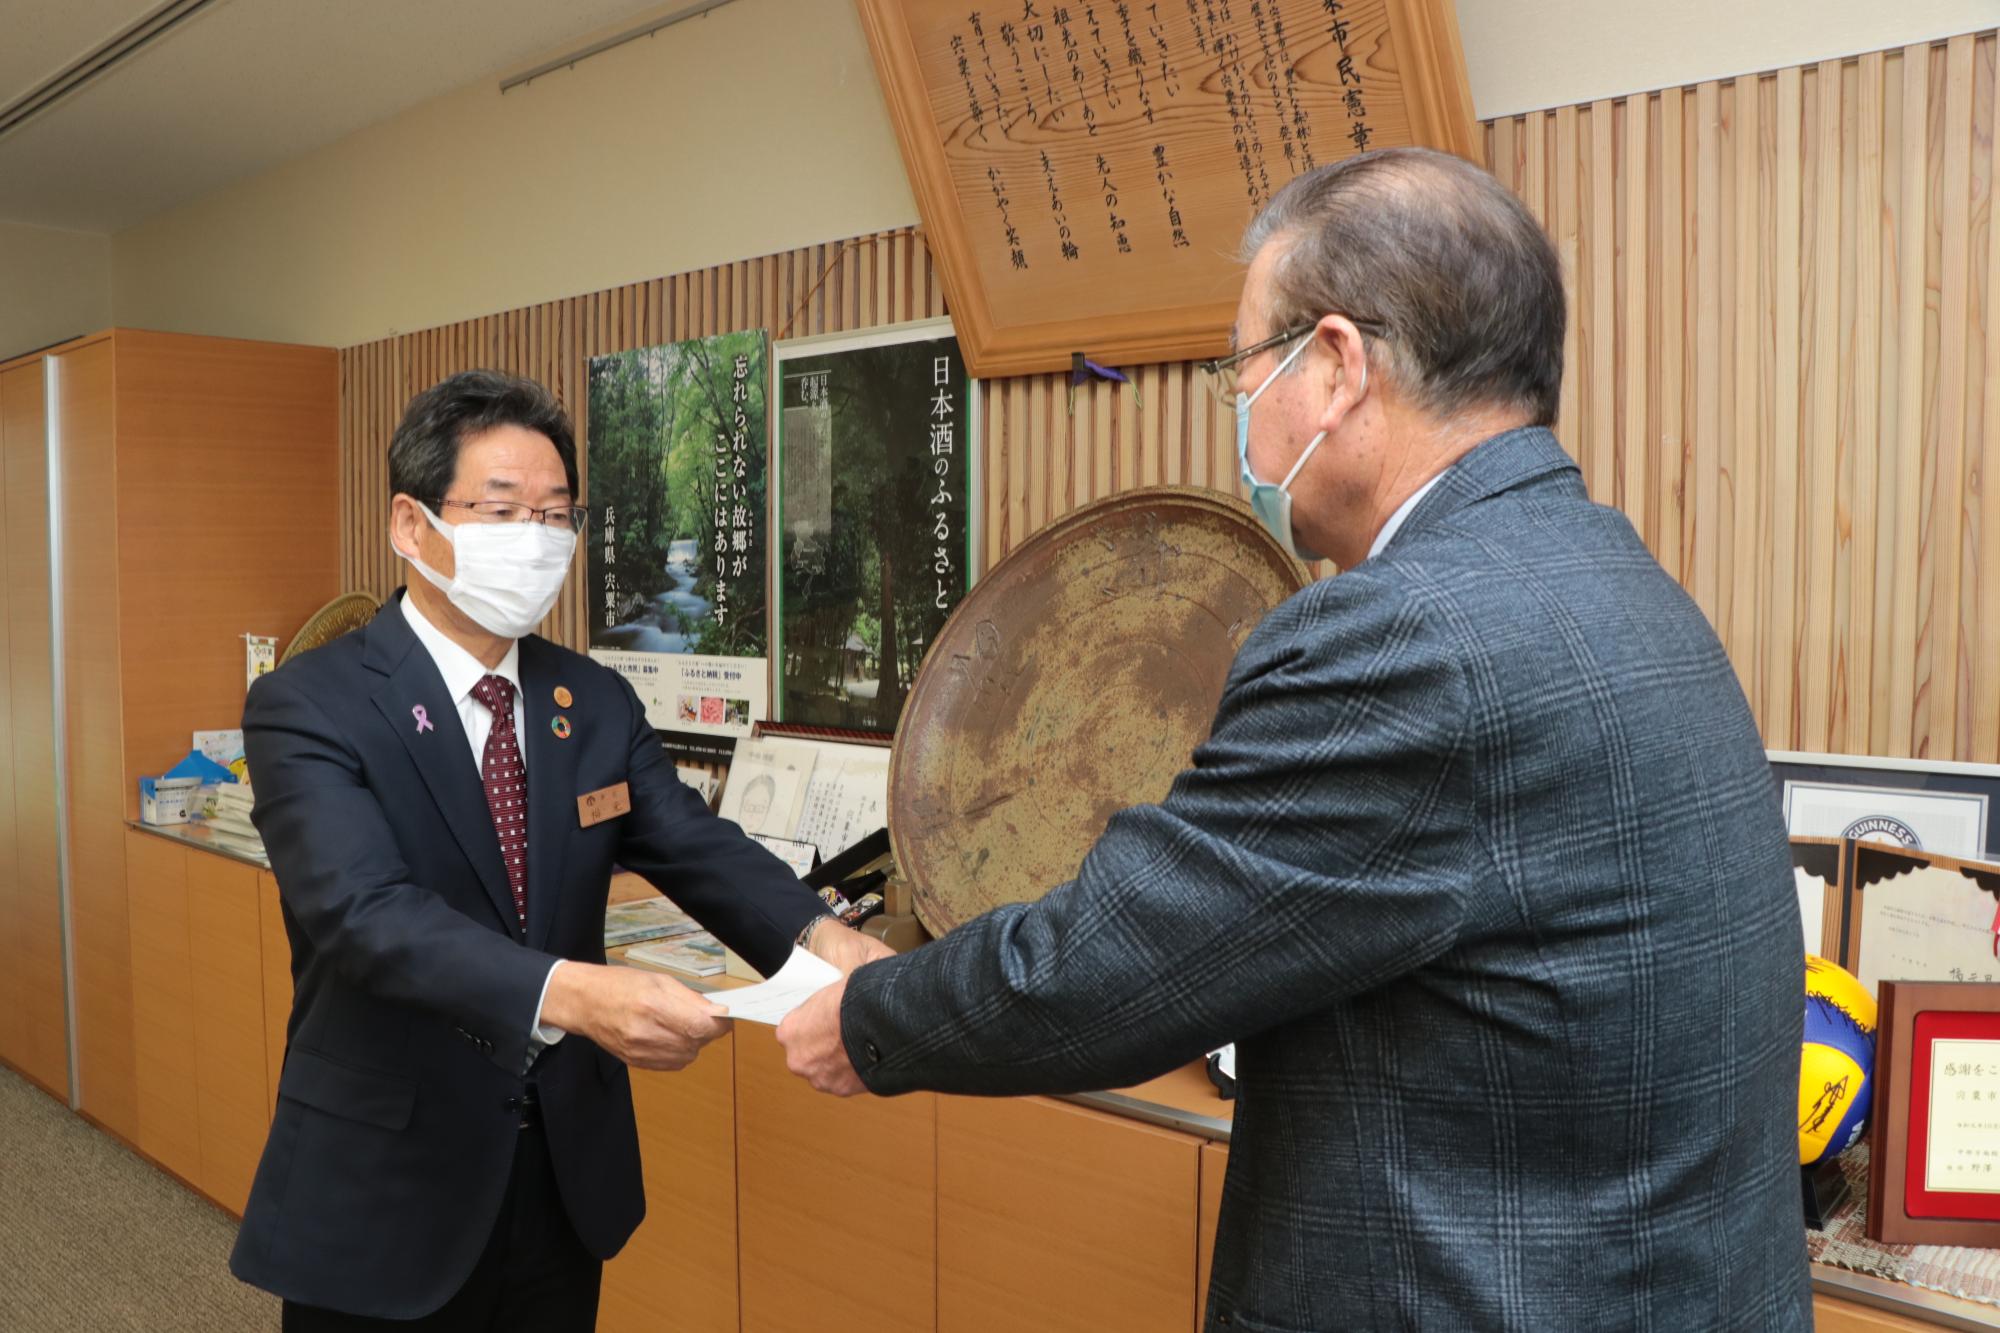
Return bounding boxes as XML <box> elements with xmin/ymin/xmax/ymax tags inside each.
<box><xmin>400</xmin><ymin>595</ymin><xmax>567</xmax><ymax>1051</ymax></box>
<box><xmin>1368</xmin><ymin>472</ymin><xmax>1448</xmax><ymax>560</ymax></box>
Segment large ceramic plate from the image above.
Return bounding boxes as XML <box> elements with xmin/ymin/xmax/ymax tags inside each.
<box><xmin>891</xmin><ymin>487</ymin><xmax>1308</xmax><ymax>935</ymax></box>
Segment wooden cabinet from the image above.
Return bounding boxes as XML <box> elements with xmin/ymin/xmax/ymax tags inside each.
<box><xmin>734</xmin><ymin>1022</ymin><xmax>937</xmax><ymax>1333</ymax></box>
<box><xmin>0</xmin><ymin>328</ymin><xmax>339</xmax><ymax>1144</ymax></box>
<box><xmin>257</xmin><ymin>870</ymin><xmax>291</xmax><ymax>1118</ymax></box>
<box><xmin>124</xmin><ymin>829</ymin><xmax>200</xmax><ymax>1185</ymax></box>
<box><xmin>1197</xmin><ymin>1142</ymin><xmax>1227</xmax><ymax>1331</ymax></box>
<box><xmin>0</xmin><ymin>359</ymin><xmax>68</xmax><ymax>1100</ymax></box>
<box><xmin>123</xmin><ymin>829</ymin><xmax>278</xmax><ymax>1215</ymax></box>
<box><xmin>187</xmin><ymin>851</ymin><xmax>271</xmax><ymax>1214</ymax></box>
<box><xmin>1812</xmin><ymin>1294</ymin><xmax>1962</xmax><ymax>1331</ymax></box>
<box><xmin>937</xmin><ymin>1094</ymin><xmax>1201</xmax><ymax>1333</ymax></box>
<box><xmin>55</xmin><ymin>338</ymin><xmax>141</xmax><ymax>1140</ymax></box>
<box><xmin>600</xmin><ymin>1034</ymin><xmax>741</xmax><ymax>1333</ymax></box>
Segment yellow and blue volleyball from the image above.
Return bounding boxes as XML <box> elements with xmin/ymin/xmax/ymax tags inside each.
<box><xmin>1799</xmin><ymin>955</ymin><xmax>1877</xmax><ymax>1167</ymax></box>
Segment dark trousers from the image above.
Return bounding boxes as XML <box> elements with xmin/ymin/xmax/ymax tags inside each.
<box><xmin>280</xmin><ymin>1122</ymin><xmax>600</xmax><ymax>1332</ymax></box>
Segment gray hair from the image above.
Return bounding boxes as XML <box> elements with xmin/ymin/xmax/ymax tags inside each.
<box><xmin>1239</xmin><ymin>147</ymin><xmax>1565</xmax><ymax>427</ymax></box>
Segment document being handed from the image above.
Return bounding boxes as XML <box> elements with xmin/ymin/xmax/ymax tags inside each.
<box><xmin>708</xmin><ymin>947</ymin><xmax>842</xmax><ymax>1025</ymax></box>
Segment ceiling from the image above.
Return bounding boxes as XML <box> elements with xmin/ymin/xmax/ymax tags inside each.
<box><xmin>0</xmin><ymin>0</ymin><xmax>678</xmax><ymax>233</ymax></box>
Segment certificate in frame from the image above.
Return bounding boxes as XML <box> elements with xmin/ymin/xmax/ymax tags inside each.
<box><xmin>1770</xmin><ymin>751</ymin><xmax>2000</xmax><ymax>860</ymax></box>
<box><xmin>1840</xmin><ymin>844</ymin><xmax>2000</xmax><ymax>999</ymax></box>
<box><xmin>1868</xmin><ymin>980</ymin><xmax>2000</xmax><ymax>1245</ymax></box>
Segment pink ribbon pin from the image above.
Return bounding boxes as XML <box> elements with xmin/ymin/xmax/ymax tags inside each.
<box><xmin>412</xmin><ymin>704</ymin><xmax>435</xmax><ymax>734</ymax></box>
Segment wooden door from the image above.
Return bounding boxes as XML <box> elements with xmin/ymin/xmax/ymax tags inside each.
<box><xmin>187</xmin><ymin>850</ymin><xmax>270</xmax><ymax>1214</ymax></box>
<box><xmin>735</xmin><ymin>1022</ymin><xmax>937</xmax><ymax>1333</ymax></box>
<box><xmin>937</xmin><ymin>1094</ymin><xmax>1200</xmax><ymax>1333</ymax></box>
<box><xmin>124</xmin><ymin>830</ymin><xmax>199</xmax><ymax>1184</ymax></box>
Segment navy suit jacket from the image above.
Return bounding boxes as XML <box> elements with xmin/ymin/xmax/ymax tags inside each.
<box><xmin>228</xmin><ymin>592</ymin><xmax>826</xmax><ymax>1318</ymax></box>
<box><xmin>841</xmin><ymin>428</ymin><xmax>1811</xmax><ymax>1331</ymax></box>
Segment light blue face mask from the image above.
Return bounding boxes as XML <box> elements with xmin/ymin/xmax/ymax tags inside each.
<box><xmin>1235</xmin><ymin>331</ymin><xmax>1363</xmax><ymax>563</ymax></box>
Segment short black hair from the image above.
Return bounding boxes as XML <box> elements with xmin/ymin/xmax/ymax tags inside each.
<box><xmin>1241</xmin><ymin>147</ymin><xmax>1566</xmax><ymax>427</ymax></box>
<box><xmin>387</xmin><ymin>370</ymin><xmax>579</xmax><ymax>503</ymax></box>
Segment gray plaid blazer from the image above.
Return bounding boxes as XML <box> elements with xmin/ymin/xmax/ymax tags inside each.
<box><xmin>843</xmin><ymin>426</ymin><xmax>1810</xmax><ymax>1331</ymax></box>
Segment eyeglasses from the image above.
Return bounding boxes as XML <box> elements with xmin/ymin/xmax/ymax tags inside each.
<box><xmin>427</xmin><ymin>498</ymin><xmax>590</xmax><ymax>532</ymax></box>
<box><xmin>1198</xmin><ymin>316</ymin><xmax>1389</xmax><ymax>402</ymax></box>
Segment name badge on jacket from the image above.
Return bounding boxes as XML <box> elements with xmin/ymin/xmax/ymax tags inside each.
<box><xmin>578</xmin><ymin>782</ymin><xmax>632</xmax><ymax>827</ymax></box>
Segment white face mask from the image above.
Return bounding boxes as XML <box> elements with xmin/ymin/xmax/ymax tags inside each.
<box><xmin>401</xmin><ymin>504</ymin><xmax>577</xmax><ymax>640</ymax></box>
<box><xmin>1236</xmin><ymin>331</ymin><xmax>1365</xmax><ymax>563</ymax></box>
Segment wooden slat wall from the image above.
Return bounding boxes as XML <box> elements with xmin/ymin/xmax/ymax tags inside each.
<box><xmin>1489</xmin><ymin>32</ymin><xmax>1999</xmax><ymax>761</ymax></box>
<box><xmin>341</xmin><ymin>30</ymin><xmax>2000</xmax><ymax>763</ymax></box>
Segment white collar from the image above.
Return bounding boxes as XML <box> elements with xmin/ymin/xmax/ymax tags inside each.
<box><xmin>1368</xmin><ymin>472</ymin><xmax>1449</xmax><ymax>560</ymax></box>
<box><xmin>400</xmin><ymin>593</ymin><xmax>520</xmax><ymax>705</ymax></box>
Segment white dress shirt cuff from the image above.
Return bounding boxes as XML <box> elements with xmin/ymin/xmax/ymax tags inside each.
<box><xmin>531</xmin><ymin>959</ymin><xmax>569</xmax><ymax>1046</ymax></box>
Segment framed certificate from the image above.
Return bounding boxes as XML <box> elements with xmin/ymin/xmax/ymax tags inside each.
<box><xmin>1842</xmin><ymin>844</ymin><xmax>2000</xmax><ymax>1000</ymax></box>
<box><xmin>1770</xmin><ymin>751</ymin><xmax>2000</xmax><ymax>859</ymax></box>
<box><xmin>1868</xmin><ymin>980</ymin><xmax>2000</xmax><ymax>1245</ymax></box>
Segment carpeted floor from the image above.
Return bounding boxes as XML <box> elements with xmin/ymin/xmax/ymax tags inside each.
<box><xmin>0</xmin><ymin>1064</ymin><xmax>277</xmax><ymax>1331</ymax></box>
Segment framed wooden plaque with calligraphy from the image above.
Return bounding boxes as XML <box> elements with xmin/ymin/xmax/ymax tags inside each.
<box><xmin>1867</xmin><ymin>980</ymin><xmax>2000</xmax><ymax>1246</ymax></box>
<box><xmin>855</xmin><ymin>0</ymin><xmax>1478</xmax><ymax>378</ymax></box>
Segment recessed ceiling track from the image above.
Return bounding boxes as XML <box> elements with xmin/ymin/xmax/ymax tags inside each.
<box><xmin>499</xmin><ymin>0</ymin><xmax>738</xmax><ymax>94</ymax></box>
<box><xmin>0</xmin><ymin>0</ymin><xmax>222</xmax><ymax>143</ymax></box>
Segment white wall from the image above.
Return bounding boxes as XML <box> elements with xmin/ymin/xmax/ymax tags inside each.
<box><xmin>110</xmin><ymin>0</ymin><xmax>916</xmax><ymax>350</ymax></box>
<box><xmin>0</xmin><ymin>221</ymin><xmax>112</xmax><ymax>362</ymax></box>
<box><xmin>104</xmin><ymin>0</ymin><xmax>1997</xmax><ymax>349</ymax></box>
<box><xmin>1457</xmin><ymin>0</ymin><xmax>1996</xmax><ymax>118</ymax></box>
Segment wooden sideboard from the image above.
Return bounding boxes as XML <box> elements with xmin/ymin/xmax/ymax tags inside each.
<box><xmin>25</xmin><ymin>836</ymin><xmax>1995</xmax><ymax>1331</ymax></box>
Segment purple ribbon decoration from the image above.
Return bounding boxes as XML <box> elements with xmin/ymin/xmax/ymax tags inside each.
<box><xmin>1068</xmin><ymin>352</ymin><xmax>1139</xmax><ymax>413</ymax></box>
<box><xmin>412</xmin><ymin>704</ymin><xmax>435</xmax><ymax>734</ymax></box>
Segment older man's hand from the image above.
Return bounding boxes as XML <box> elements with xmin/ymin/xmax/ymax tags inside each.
<box><xmin>776</xmin><ymin>978</ymin><xmax>866</xmax><ymax>1096</ymax></box>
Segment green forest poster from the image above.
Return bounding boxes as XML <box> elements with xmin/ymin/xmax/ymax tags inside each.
<box><xmin>774</xmin><ymin>322</ymin><xmax>975</xmax><ymax>733</ymax></box>
<box><xmin>585</xmin><ymin>331</ymin><xmax>769</xmax><ymax>760</ymax></box>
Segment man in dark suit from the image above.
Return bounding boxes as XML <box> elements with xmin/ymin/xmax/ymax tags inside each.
<box><xmin>779</xmin><ymin>148</ymin><xmax>1811</xmax><ymax>1330</ymax></box>
<box><xmin>232</xmin><ymin>370</ymin><xmax>885</xmax><ymax>1330</ymax></box>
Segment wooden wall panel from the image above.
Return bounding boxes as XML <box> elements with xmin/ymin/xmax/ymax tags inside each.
<box><xmin>114</xmin><ymin>332</ymin><xmax>340</xmax><ymax>801</ymax></box>
<box><xmin>340</xmin><ymin>31</ymin><xmax>2000</xmax><ymax>762</ymax></box>
<box><xmin>0</xmin><ymin>361</ymin><xmax>69</xmax><ymax>1099</ymax></box>
<box><xmin>54</xmin><ymin>336</ymin><xmax>139</xmax><ymax>1141</ymax></box>
<box><xmin>1480</xmin><ymin>31</ymin><xmax>1994</xmax><ymax>762</ymax></box>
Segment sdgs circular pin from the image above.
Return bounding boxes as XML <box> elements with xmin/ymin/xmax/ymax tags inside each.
<box><xmin>554</xmin><ymin>686</ymin><xmax>573</xmax><ymax>708</ymax></box>
<box><xmin>551</xmin><ymin>716</ymin><xmax>573</xmax><ymax>740</ymax></box>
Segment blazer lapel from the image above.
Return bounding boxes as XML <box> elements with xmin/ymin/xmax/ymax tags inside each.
<box><xmin>520</xmin><ymin>637</ymin><xmax>579</xmax><ymax>953</ymax></box>
<box><xmin>365</xmin><ymin>597</ymin><xmax>522</xmax><ymax>939</ymax></box>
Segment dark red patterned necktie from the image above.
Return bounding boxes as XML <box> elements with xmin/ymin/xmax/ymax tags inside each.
<box><xmin>471</xmin><ymin>674</ymin><xmax>527</xmax><ymax>931</ymax></box>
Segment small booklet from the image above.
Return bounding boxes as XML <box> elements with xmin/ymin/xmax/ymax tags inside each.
<box><xmin>625</xmin><ymin>933</ymin><xmax>727</xmax><ymax>977</ymax></box>
<box><xmin>602</xmin><ymin>897</ymin><xmax>703</xmax><ymax>947</ymax></box>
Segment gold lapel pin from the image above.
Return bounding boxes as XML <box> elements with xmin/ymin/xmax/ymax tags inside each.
<box><xmin>554</xmin><ymin>686</ymin><xmax>573</xmax><ymax>708</ymax></box>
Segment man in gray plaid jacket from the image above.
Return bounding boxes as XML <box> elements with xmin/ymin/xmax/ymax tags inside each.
<box><xmin>780</xmin><ymin>147</ymin><xmax>1810</xmax><ymax>1332</ymax></box>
